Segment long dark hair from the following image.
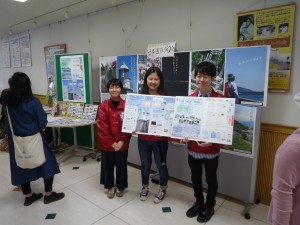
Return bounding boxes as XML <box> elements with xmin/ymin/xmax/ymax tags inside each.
<box><xmin>8</xmin><ymin>72</ymin><xmax>33</xmax><ymax>106</ymax></box>
<box><xmin>141</xmin><ymin>67</ymin><xmax>166</xmax><ymax>95</ymax></box>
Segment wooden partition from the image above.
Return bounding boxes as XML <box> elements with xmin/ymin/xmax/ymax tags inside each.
<box><xmin>255</xmin><ymin>123</ymin><xmax>296</xmax><ymax>205</ymax></box>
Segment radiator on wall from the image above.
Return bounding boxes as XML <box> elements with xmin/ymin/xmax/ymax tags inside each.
<box><xmin>255</xmin><ymin>123</ymin><xmax>296</xmax><ymax>205</ymax></box>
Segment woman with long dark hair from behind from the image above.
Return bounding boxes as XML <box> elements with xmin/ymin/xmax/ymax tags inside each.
<box><xmin>5</xmin><ymin>72</ymin><xmax>64</xmax><ymax>206</ymax></box>
<box><xmin>138</xmin><ymin>67</ymin><xmax>169</xmax><ymax>204</ymax></box>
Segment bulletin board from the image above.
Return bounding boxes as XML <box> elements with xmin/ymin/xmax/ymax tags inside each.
<box><xmin>55</xmin><ymin>53</ymin><xmax>93</xmax><ymax>148</ymax></box>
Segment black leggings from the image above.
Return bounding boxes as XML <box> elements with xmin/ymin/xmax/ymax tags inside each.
<box><xmin>21</xmin><ymin>177</ymin><xmax>54</xmax><ymax>195</ymax></box>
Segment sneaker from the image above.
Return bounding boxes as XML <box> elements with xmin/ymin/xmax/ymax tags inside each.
<box><xmin>116</xmin><ymin>188</ymin><xmax>124</xmax><ymax>197</ymax></box>
<box><xmin>24</xmin><ymin>193</ymin><xmax>43</xmax><ymax>206</ymax></box>
<box><xmin>44</xmin><ymin>192</ymin><xmax>65</xmax><ymax>204</ymax></box>
<box><xmin>139</xmin><ymin>187</ymin><xmax>149</xmax><ymax>201</ymax></box>
<box><xmin>107</xmin><ymin>187</ymin><xmax>115</xmax><ymax>199</ymax></box>
<box><xmin>153</xmin><ymin>189</ymin><xmax>166</xmax><ymax>204</ymax></box>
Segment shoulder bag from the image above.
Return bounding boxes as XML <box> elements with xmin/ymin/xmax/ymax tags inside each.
<box><xmin>6</xmin><ymin>108</ymin><xmax>45</xmax><ymax>169</ymax></box>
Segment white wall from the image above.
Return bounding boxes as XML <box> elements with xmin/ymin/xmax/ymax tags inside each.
<box><xmin>1</xmin><ymin>0</ymin><xmax>299</xmax><ymax>126</ymax></box>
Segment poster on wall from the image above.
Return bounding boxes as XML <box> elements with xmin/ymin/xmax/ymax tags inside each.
<box><xmin>99</xmin><ymin>56</ymin><xmax>117</xmax><ymax>101</ymax></box>
<box><xmin>60</xmin><ymin>55</ymin><xmax>86</xmax><ymax>102</ymax></box>
<box><xmin>225</xmin><ymin>45</ymin><xmax>270</xmax><ymax>106</ymax></box>
<box><xmin>222</xmin><ymin>104</ymin><xmax>257</xmax><ymax>157</ymax></box>
<box><xmin>117</xmin><ymin>55</ymin><xmax>138</xmax><ymax>94</ymax></box>
<box><xmin>0</xmin><ymin>38</ymin><xmax>10</xmax><ymax>67</ymax></box>
<box><xmin>236</xmin><ymin>4</ymin><xmax>296</xmax><ymax>92</ymax></box>
<box><xmin>44</xmin><ymin>44</ymin><xmax>67</xmax><ymax>100</ymax></box>
<box><xmin>162</xmin><ymin>52</ymin><xmax>190</xmax><ymax>97</ymax></box>
<box><xmin>190</xmin><ymin>49</ymin><xmax>225</xmax><ymax>94</ymax></box>
<box><xmin>19</xmin><ymin>33</ymin><xmax>31</xmax><ymax>67</ymax></box>
<box><xmin>9</xmin><ymin>35</ymin><xmax>21</xmax><ymax>68</ymax></box>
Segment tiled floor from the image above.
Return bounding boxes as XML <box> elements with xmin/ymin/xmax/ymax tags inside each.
<box><xmin>0</xmin><ymin>151</ymin><xmax>271</xmax><ymax>225</ymax></box>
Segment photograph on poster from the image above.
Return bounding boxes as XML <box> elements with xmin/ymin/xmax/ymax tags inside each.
<box><xmin>225</xmin><ymin>45</ymin><xmax>270</xmax><ymax>106</ymax></box>
<box><xmin>61</xmin><ymin>57</ymin><xmax>72</xmax><ymax>79</ymax></box>
<box><xmin>237</xmin><ymin>14</ymin><xmax>254</xmax><ymax>41</ymax></box>
<box><xmin>257</xmin><ymin>25</ymin><xmax>275</xmax><ymax>39</ymax></box>
<box><xmin>61</xmin><ymin>55</ymin><xmax>84</xmax><ymax>79</ymax></box>
<box><xmin>190</xmin><ymin>49</ymin><xmax>225</xmax><ymax>94</ymax></box>
<box><xmin>117</xmin><ymin>55</ymin><xmax>138</xmax><ymax>94</ymax></box>
<box><xmin>62</xmin><ymin>79</ymin><xmax>85</xmax><ymax>102</ymax></box>
<box><xmin>99</xmin><ymin>56</ymin><xmax>117</xmax><ymax>93</ymax></box>
<box><xmin>162</xmin><ymin>52</ymin><xmax>190</xmax><ymax>96</ymax></box>
<box><xmin>278</xmin><ymin>23</ymin><xmax>289</xmax><ymax>34</ymax></box>
<box><xmin>222</xmin><ymin>104</ymin><xmax>256</xmax><ymax>156</ymax></box>
<box><xmin>270</xmin><ymin>48</ymin><xmax>290</xmax><ymax>71</ymax></box>
<box><xmin>137</xmin><ymin>55</ymin><xmax>162</xmax><ymax>93</ymax></box>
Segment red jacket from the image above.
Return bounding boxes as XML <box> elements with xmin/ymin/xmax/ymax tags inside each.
<box><xmin>187</xmin><ymin>89</ymin><xmax>224</xmax><ymax>155</ymax></box>
<box><xmin>97</xmin><ymin>98</ymin><xmax>131</xmax><ymax>151</ymax></box>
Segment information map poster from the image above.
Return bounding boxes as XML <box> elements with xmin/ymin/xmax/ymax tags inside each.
<box><xmin>236</xmin><ymin>4</ymin><xmax>296</xmax><ymax>92</ymax></box>
<box><xmin>122</xmin><ymin>94</ymin><xmax>235</xmax><ymax>145</ymax></box>
<box><xmin>171</xmin><ymin>97</ymin><xmax>235</xmax><ymax>145</ymax></box>
<box><xmin>122</xmin><ymin>94</ymin><xmax>175</xmax><ymax>137</ymax></box>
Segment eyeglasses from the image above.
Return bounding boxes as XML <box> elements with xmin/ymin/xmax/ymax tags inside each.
<box><xmin>195</xmin><ymin>74</ymin><xmax>211</xmax><ymax>79</ymax></box>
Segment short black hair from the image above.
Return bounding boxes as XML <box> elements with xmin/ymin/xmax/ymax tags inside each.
<box><xmin>106</xmin><ymin>78</ymin><xmax>123</xmax><ymax>91</ymax></box>
<box><xmin>194</xmin><ymin>61</ymin><xmax>216</xmax><ymax>78</ymax></box>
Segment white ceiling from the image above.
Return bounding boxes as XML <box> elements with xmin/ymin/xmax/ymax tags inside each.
<box><xmin>0</xmin><ymin>0</ymin><xmax>136</xmax><ymax>36</ymax></box>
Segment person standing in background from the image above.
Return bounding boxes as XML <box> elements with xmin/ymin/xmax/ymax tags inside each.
<box><xmin>185</xmin><ymin>62</ymin><xmax>224</xmax><ymax>223</ymax></box>
<box><xmin>138</xmin><ymin>67</ymin><xmax>169</xmax><ymax>204</ymax></box>
<box><xmin>97</xmin><ymin>78</ymin><xmax>131</xmax><ymax>199</ymax></box>
<box><xmin>4</xmin><ymin>72</ymin><xmax>64</xmax><ymax>206</ymax></box>
<box><xmin>268</xmin><ymin>92</ymin><xmax>300</xmax><ymax>225</ymax></box>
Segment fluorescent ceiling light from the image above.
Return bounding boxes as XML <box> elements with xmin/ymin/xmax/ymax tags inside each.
<box><xmin>13</xmin><ymin>0</ymin><xmax>28</xmax><ymax>2</ymax></box>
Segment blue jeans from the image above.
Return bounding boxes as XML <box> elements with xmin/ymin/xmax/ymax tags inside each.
<box><xmin>138</xmin><ymin>138</ymin><xmax>168</xmax><ymax>189</ymax></box>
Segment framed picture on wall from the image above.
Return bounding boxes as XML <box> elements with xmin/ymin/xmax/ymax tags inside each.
<box><xmin>236</xmin><ymin>3</ymin><xmax>296</xmax><ymax>93</ymax></box>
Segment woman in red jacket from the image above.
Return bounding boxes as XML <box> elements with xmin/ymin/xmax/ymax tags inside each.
<box><xmin>97</xmin><ymin>78</ymin><xmax>131</xmax><ymax>199</ymax></box>
<box><xmin>185</xmin><ymin>61</ymin><xmax>224</xmax><ymax>223</ymax></box>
